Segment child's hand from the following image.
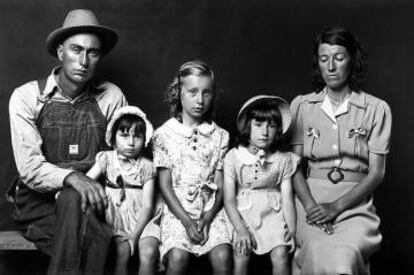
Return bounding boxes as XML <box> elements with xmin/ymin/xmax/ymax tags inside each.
<box><xmin>183</xmin><ymin>219</ymin><xmax>204</xmax><ymax>244</ymax></box>
<box><xmin>234</xmin><ymin>228</ymin><xmax>257</xmax><ymax>255</ymax></box>
<box><xmin>197</xmin><ymin>214</ymin><xmax>213</xmax><ymax>245</ymax></box>
<box><xmin>284</xmin><ymin>229</ymin><xmax>296</xmax><ymax>253</ymax></box>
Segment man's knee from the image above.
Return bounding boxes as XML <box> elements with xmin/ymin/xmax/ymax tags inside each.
<box><xmin>56</xmin><ymin>188</ymin><xmax>82</xmax><ymax>213</ymax></box>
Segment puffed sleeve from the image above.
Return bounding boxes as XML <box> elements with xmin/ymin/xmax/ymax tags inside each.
<box><xmin>368</xmin><ymin>100</ymin><xmax>392</xmax><ymax>154</ymax></box>
<box><xmin>151</xmin><ymin>131</ymin><xmax>172</xmax><ymax>168</ymax></box>
<box><xmin>223</xmin><ymin>149</ymin><xmax>237</xmax><ymax>181</ymax></box>
<box><xmin>95</xmin><ymin>151</ymin><xmax>109</xmax><ymax>174</ymax></box>
<box><xmin>282</xmin><ymin>152</ymin><xmax>301</xmax><ymax>181</ymax></box>
<box><xmin>216</xmin><ymin>130</ymin><xmax>230</xmax><ymax>170</ymax></box>
<box><xmin>290</xmin><ymin>95</ymin><xmax>304</xmax><ymax>145</ymax></box>
<box><xmin>140</xmin><ymin>159</ymin><xmax>156</xmax><ymax>184</ymax></box>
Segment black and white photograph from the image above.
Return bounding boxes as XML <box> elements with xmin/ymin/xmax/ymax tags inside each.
<box><xmin>0</xmin><ymin>0</ymin><xmax>411</xmax><ymax>274</ymax></box>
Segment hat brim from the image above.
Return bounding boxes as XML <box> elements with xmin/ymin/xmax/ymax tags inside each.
<box><xmin>237</xmin><ymin>95</ymin><xmax>292</xmax><ymax>135</ymax></box>
<box><xmin>46</xmin><ymin>25</ymin><xmax>118</xmax><ymax>57</ymax></box>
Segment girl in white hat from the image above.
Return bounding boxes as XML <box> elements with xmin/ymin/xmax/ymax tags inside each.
<box><xmin>87</xmin><ymin>106</ymin><xmax>160</xmax><ymax>275</ymax></box>
<box><xmin>223</xmin><ymin>95</ymin><xmax>299</xmax><ymax>275</ymax></box>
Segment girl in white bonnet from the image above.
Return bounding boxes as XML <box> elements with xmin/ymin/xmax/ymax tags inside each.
<box><xmin>87</xmin><ymin>106</ymin><xmax>160</xmax><ymax>275</ymax></box>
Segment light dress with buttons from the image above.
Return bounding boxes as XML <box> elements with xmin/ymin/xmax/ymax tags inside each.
<box><xmin>152</xmin><ymin>117</ymin><xmax>232</xmax><ymax>261</ymax></box>
<box><xmin>223</xmin><ymin>146</ymin><xmax>300</xmax><ymax>254</ymax></box>
<box><xmin>94</xmin><ymin>150</ymin><xmax>161</xmax><ymax>255</ymax></box>
<box><xmin>290</xmin><ymin>89</ymin><xmax>392</xmax><ymax>275</ymax></box>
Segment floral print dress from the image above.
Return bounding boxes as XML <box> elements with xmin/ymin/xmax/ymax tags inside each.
<box><xmin>152</xmin><ymin>118</ymin><xmax>232</xmax><ymax>260</ymax></box>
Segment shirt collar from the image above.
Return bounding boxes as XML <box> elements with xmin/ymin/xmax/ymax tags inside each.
<box><xmin>41</xmin><ymin>67</ymin><xmax>95</xmax><ymax>101</ymax></box>
<box><xmin>235</xmin><ymin>146</ymin><xmax>279</xmax><ymax>165</ymax></box>
<box><xmin>165</xmin><ymin>117</ymin><xmax>216</xmax><ymax>138</ymax></box>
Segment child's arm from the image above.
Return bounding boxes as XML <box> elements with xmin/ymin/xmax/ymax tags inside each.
<box><xmin>223</xmin><ymin>173</ymin><xmax>257</xmax><ymax>254</ymax></box>
<box><xmin>86</xmin><ymin>162</ymin><xmax>103</xmax><ymax>180</ymax></box>
<box><xmin>281</xmin><ymin>177</ymin><xmax>296</xmax><ymax>240</ymax></box>
<box><xmin>128</xmin><ymin>178</ymin><xmax>156</xmax><ymax>246</ymax></box>
<box><xmin>158</xmin><ymin>167</ymin><xmax>204</xmax><ymax>244</ymax></box>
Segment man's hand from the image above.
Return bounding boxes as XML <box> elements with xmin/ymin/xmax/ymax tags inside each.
<box><xmin>64</xmin><ymin>171</ymin><xmax>108</xmax><ymax>214</ymax></box>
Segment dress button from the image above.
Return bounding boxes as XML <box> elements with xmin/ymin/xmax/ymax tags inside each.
<box><xmin>334</xmin><ymin>159</ymin><xmax>341</xmax><ymax>166</ymax></box>
<box><xmin>254</xmin><ymin>177</ymin><xmax>258</xmax><ymax>180</ymax></box>
<box><xmin>193</xmin><ymin>138</ymin><xmax>198</xmax><ymax>143</ymax></box>
<box><xmin>192</xmin><ymin>146</ymin><xmax>197</xmax><ymax>151</ymax></box>
<box><xmin>332</xmin><ymin>144</ymin><xmax>338</xmax><ymax>150</ymax></box>
<box><xmin>332</xmin><ymin>124</ymin><xmax>338</xmax><ymax>130</ymax></box>
<box><xmin>193</xmin><ymin>129</ymin><xmax>198</xmax><ymax>135</ymax></box>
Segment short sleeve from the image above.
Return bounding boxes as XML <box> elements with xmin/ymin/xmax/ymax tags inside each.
<box><xmin>290</xmin><ymin>95</ymin><xmax>304</xmax><ymax>146</ymax></box>
<box><xmin>368</xmin><ymin>100</ymin><xmax>392</xmax><ymax>154</ymax></box>
<box><xmin>151</xmin><ymin>131</ymin><xmax>171</xmax><ymax>168</ymax></box>
<box><xmin>140</xmin><ymin>159</ymin><xmax>156</xmax><ymax>184</ymax></box>
<box><xmin>282</xmin><ymin>152</ymin><xmax>301</xmax><ymax>180</ymax></box>
<box><xmin>223</xmin><ymin>149</ymin><xmax>237</xmax><ymax>181</ymax></box>
<box><xmin>95</xmin><ymin>151</ymin><xmax>109</xmax><ymax>173</ymax></box>
<box><xmin>216</xmin><ymin>130</ymin><xmax>230</xmax><ymax>170</ymax></box>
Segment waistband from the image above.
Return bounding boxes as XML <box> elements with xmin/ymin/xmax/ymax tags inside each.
<box><xmin>308</xmin><ymin>169</ymin><xmax>366</xmax><ymax>183</ymax></box>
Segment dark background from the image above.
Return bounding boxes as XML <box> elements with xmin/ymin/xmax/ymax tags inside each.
<box><xmin>0</xmin><ymin>0</ymin><xmax>412</xmax><ymax>274</ymax></box>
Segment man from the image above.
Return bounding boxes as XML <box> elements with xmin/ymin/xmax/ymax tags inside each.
<box><xmin>8</xmin><ymin>9</ymin><xmax>127</xmax><ymax>274</ymax></box>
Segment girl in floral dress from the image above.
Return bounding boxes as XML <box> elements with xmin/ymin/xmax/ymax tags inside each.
<box><xmin>87</xmin><ymin>106</ymin><xmax>160</xmax><ymax>275</ymax></box>
<box><xmin>152</xmin><ymin>60</ymin><xmax>232</xmax><ymax>275</ymax></box>
<box><xmin>223</xmin><ymin>95</ymin><xmax>299</xmax><ymax>275</ymax></box>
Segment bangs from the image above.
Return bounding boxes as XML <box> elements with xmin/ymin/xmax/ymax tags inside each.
<box><xmin>250</xmin><ymin>105</ymin><xmax>282</xmax><ymax>127</ymax></box>
<box><xmin>111</xmin><ymin>114</ymin><xmax>146</xmax><ymax>146</ymax></box>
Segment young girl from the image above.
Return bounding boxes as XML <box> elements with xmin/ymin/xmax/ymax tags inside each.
<box><xmin>87</xmin><ymin>106</ymin><xmax>160</xmax><ymax>275</ymax></box>
<box><xmin>223</xmin><ymin>95</ymin><xmax>299</xmax><ymax>275</ymax></box>
<box><xmin>152</xmin><ymin>60</ymin><xmax>232</xmax><ymax>275</ymax></box>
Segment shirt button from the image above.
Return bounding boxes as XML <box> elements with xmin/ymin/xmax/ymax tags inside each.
<box><xmin>332</xmin><ymin>124</ymin><xmax>338</xmax><ymax>130</ymax></box>
<box><xmin>332</xmin><ymin>144</ymin><xmax>338</xmax><ymax>150</ymax></box>
<box><xmin>334</xmin><ymin>159</ymin><xmax>341</xmax><ymax>166</ymax></box>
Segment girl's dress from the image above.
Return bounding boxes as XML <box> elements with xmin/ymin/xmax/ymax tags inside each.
<box><xmin>152</xmin><ymin>118</ymin><xmax>232</xmax><ymax>260</ymax></box>
<box><xmin>290</xmin><ymin>90</ymin><xmax>392</xmax><ymax>275</ymax></box>
<box><xmin>223</xmin><ymin>146</ymin><xmax>300</xmax><ymax>254</ymax></box>
<box><xmin>95</xmin><ymin>150</ymin><xmax>161</xmax><ymax>253</ymax></box>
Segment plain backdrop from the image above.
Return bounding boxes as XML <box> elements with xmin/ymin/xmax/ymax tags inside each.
<box><xmin>0</xmin><ymin>0</ymin><xmax>412</xmax><ymax>273</ymax></box>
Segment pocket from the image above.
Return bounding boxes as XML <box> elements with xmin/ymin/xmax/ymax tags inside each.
<box><xmin>267</xmin><ymin>191</ymin><xmax>281</xmax><ymax>212</ymax></box>
<box><xmin>304</xmin><ymin>126</ymin><xmax>319</xmax><ymax>159</ymax></box>
<box><xmin>236</xmin><ymin>192</ymin><xmax>252</xmax><ymax>211</ymax></box>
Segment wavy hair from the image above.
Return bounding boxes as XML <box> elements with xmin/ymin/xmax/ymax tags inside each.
<box><xmin>312</xmin><ymin>27</ymin><xmax>367</xmax><ymax>92</ymax></box>
<box><xmin>165</xmin><ymin>60</ymin><xmax>216</xmax><ymax>121</ymax></box>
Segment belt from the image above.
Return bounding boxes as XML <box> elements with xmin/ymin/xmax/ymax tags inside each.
<box><xmin>308</xmin><ymin>168</ymin><xmax>366</xmax><ymax>184</ymax></box>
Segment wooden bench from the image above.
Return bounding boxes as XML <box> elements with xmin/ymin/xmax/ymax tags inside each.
<box><xmin>0</xmin><ymin>231</ymin><xmax>37</xmax><ymax>250</ymax></box>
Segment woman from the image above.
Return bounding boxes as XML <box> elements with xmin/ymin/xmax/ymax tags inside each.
<box><xmin>290</xmin><ymin>27</ymin><xmax>392</xmax><ymax>274</ymax></box>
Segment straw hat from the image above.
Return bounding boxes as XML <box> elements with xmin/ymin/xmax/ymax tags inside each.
<box><xmin>237</xmin><ymin>95</ymin><xmax>292</xmax><ymax>135</ymax></box>
<box><xmin>106</xmin><ymin>106</ymin><xmax>154</xmax><ymax>147</ymax></box>
<box><xmin>46</xmin><ymin>9</ymin><xmax>118</xmax><ymax>57</ymax></box>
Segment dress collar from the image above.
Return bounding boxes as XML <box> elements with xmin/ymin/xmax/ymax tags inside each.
<box><xmin>165</xmin><ymin>117</ymin><xmax>216</xmax><ymax>138</ymax></box>
<box><xmin>235</xmin><ymin>146</ymin><xmax>279</xmax><ymax>165</ymax></box>
<box><xmin>307</xmin><ymin>87</ymin><xmax>366</xmax><ymax>109</ymax></box>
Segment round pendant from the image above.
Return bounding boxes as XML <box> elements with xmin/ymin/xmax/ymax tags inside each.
<box><xmin>328</xmin><ymin>168</ymin><xmax>344</xmax><ymax>184</ymax></box>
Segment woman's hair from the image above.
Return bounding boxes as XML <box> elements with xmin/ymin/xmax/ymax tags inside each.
<box><xmin>110</xmin><ymin>114</ymin><xmax>147</xmax><ymax>147</ymax></box>
<box><xmin>237</xmin><ymin>101</ymin><xmax>284</xmax><ymax>153</ymax></box>
<box><xmin>312</xmin><ymin>27</ymin><xmax>367</xmax><ymax>92</ymax></box>
<box><xmin>165</xmin><ymin>60</ymin><xmax>216</xmax><ymax>121</ymax></box>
